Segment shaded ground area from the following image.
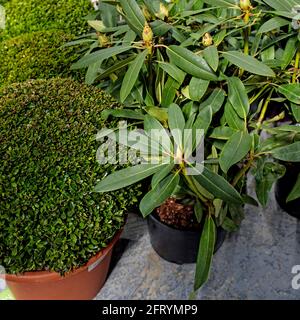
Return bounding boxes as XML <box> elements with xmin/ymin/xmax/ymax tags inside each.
<box><xmin>97</xmin><ymin>180</ymin><xmax>300</xmax><ymax>300</ymax></box>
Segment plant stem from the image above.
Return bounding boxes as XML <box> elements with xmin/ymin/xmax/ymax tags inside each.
<box><xmin>249</xmin><ymin>84</ymin><xmax>269</xmax><ymax>105</ymax></box>
<box><xmin>183</xmin><ymin>170</ymin><xmax>208</xmax><ymax>205</ymax></box>
<box><xmin>256</xmin><ymin>89</ymin><xmax>274</xmax><ymax>130</ymax></box>
<box><xmin>232</xmin><ymin>160</ymin><xmax>253</xmax><ymax>187</ymax></box>
<box><xmin>239</xmin><ymin>15</ymin><xmax>250</xmax><ymax>77</ymax></box>
<box><xmin>292</xmin><ymin>47</ymin><xmax>300</xmax><ymax>84</ymax></box>
<box><xmin>243</xmin><ymin>28</ymin><xmax>250</xmax><ymax>55</ymax></box>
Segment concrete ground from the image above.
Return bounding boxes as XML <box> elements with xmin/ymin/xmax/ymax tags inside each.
<box><xmin>96</xmin><ymin>179</ymin><xmax>300</xmax><ymax>300</ymax></box>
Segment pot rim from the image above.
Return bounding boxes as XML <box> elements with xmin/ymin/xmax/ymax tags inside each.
<box><xmin>3</xmin><ymin>228</ymin><xmax>122</xmax><ymax>283</ymax></box>
<box><xmin>148</xmin><ymin>211</ymin><xmax>203</xmax><ymax>234</ymax></box>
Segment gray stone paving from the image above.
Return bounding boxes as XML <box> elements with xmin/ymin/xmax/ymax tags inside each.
<box><xmin>96</xmin><ymin>178</ymin><xmax>300</xmax><ymax>300</ymax></box>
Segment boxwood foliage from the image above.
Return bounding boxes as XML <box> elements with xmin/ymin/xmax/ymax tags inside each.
<box><xmin>0</xmin><ymin>31</ymin><xmax>82</xmax><ymax>87</ymax></box>
<box><xmin>0</xmin><ymin>0</ymin><xmax>91</xmax><ymax>39</ymax></box>
<box><xmin>0</xmin><ymin>78</ymin><xmax>141</xmax><ymax>275</ymax></box>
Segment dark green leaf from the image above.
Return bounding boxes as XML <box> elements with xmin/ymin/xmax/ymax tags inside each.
<box><xmin>168</xmin><ymin>103</ymin><xmax>186</xmax><ymax>151</ymax></box>
<box><xmin>101</xmin><ymin>109</ymin><xmax>145</xmax><ymax>120</ymax></box>
<box><xmin>200</xmin><ymin>88</ymin><xmax>226</xmax><ymax>114</ymax></box>
<box><xmin>120</xmin><ymin>49</ymin><xmax>148</xmax><ymax>102</ymax></box>
<box><xmin>139</xmin><ymin>173</ymin><xmax>180</xmax><ymax>217</ymax></box>
<box><xmin>161</xmin><ymin>77</ymin><xmax>180</xmax><ymax>108</ymax></box>
<box><xmin>151</xmin><ymin>164</ymin><xmax>175</xmax><ymax>189</ymax></box>
<box><xmin>94</xmin><ymin>163</ymin><xmax>167</xmax><ymax>192</ymax></box>
<box><xmin>227</xmin><ymin>77</ymin><xmax>250</xmax><ymax>119</ymax></box>
<box><xmin>225</xmin><ymin>102</ymin><xmax>245</xmax><ymax>131</ymax></box>
<box><xmin>203</xmin><ymin>45</ymin><xmax>219</xmax><ymax>72</ymax></box>
<box><xmin>194</xmin><ymin>200</ymin><xmax>204</xmax><ymax>223</ymax></box>
<box><xmin>167</xmin><ymin>45</ymin><xmax>217</xmax><ymax>81</ymax></box>
<box><xmin>194</xmin><ymin>216</ymin><xmax>216</xmax><ymax>291</ymax></box>
<box><xmin>278</xmin><ymin>84</ymin><xmax>300</xmax><ymax>104</ymax></box>
<box><xmin>210</xmin><ymin>126</ymin><xmax>237</xmax><ymax>140</ymax></box>
<box><xmin>189</xmin><ymin>78</ymin><xmax>210</xmax><ymax>101</ymax></box>
<box><xmin>192</xmin><ymin>166</ymin><xmax>244</xmax><ymax>204</ymax></box>
<box><xmin>219</xmin><ymin>131</ymin><xmax>252</xmax><ymax>173</ymax></box>
<box><xmin>71</xmin><ymin>46</ymin><xmax>132</xmax><ymax>69</ymax></box>
<box><xmin>119</xmin><ymin>0</ymin><xmax>146</xmax><ymax>34</ymax></box>
<box><xmin>222</xmin><ymin>51</ymin><xmax>275</xmax><ymax>77</ymax></box>
<box><xmin>272</xmin><ymin>142</ymin><xmax>300</xmax><ymax>162</ymax></box>
<box><xmin>258</xmin><ymin>17</ymin><xmax>290</xmax><ymax>34</ymax></box>
<box><xmin>287</xmin><ymin>173</ymin><xmax>300</xmax><ymax>202</ymax></box>
<box><xmin>254</xmin><ymin>161</ymin><xmax>286</xmax><ymax>206</ymax></box>
<box><xmin>158</xmin><ymin>62</ymin><xmax>186</xmax><ymax>84</ymax></box>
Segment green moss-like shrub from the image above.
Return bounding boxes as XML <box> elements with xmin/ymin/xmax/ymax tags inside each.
<box><xmin>0</xmin><ymin>78</ymin><xmax>141</xmax><ymax>274</ymax></box>
<box><xmin>0</xmin><ymin>0</ymin><xmax>91</xmax><ymax>39</ymax></box>
<box><xmin>0</xmin><ymin>31</ymin><xmax>82</xmax><ymax>86</ymax></box>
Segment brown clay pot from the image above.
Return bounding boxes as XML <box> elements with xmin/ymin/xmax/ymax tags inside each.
<box><xmin>4</xmin><ymin>229</ymin><xmax>122</xmax><ymax>300</ymax></box>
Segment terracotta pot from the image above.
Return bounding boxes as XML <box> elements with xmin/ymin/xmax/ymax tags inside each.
<box><xmin>4</xmin><ymin>229</ymin><xmax>122</xmax><ymax>300</ymax></box>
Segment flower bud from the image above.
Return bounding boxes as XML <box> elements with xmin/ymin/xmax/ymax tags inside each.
<box><xmin>98</xmin><ymin>33</ymin><xmax>109</xmax><ymax>47</ymax></box>
<box><xmin>240</xmin><ymin>0</ymin><xmax>251</xmax><ymax>11</ymax></box>
<box><xmin>143</xmin><ymin>23</ymin><xmax>153</xmax><ymax>44</ymax></box>
<box><xmin>202</xmin><ymin>33</ymin><xmax>213</xmax><ymax>47</ymax></box>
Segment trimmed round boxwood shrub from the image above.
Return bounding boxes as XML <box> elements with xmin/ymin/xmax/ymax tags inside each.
<box><xmin>0</xmin><ymin>78</ymin><xmax>141</xmax><ymax>274</ymax></box>
<box><xmin>0</xmin><ymin>31</ymin><xmax>82</xmax><ymax>87</ymax></box>
<box><xmin>0</xmin><ymin>0</ymin><xmax>91</xmax><ymax>39</ymax></box>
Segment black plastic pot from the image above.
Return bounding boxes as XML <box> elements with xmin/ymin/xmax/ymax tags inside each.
<box><xmin>147</xmin><ymin>213</ymin><xmax>227</xmax><ymax>264</ymax></box>
<box><xmin>275</xmin><ymin>162</ymin><xmax>300</xmax><ymax>219</ymax></box>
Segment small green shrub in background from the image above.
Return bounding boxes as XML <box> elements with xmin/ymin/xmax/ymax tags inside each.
<box><xmin>0</xmin><ymin>78</ymin><xmax>141</xmax><ymax>275</ymax></box>
<box><xmin>0</xmin><ymin>0</ymin><xmax>91</xmax><ymax>39</ymax></box>
<box><xmin>0</xmin><ymin>31</ymin><xmax>84</xmax><ymax>86</ymax></box>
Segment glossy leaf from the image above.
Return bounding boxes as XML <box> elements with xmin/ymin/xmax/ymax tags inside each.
<box><xmin>203</xmin><ymin>45</ymin><xmax>219</xmax><ymax>72</ymax></box>
<box><xmin>202</xmin><ymin>0</ymin><xmax>237</xmax><ymax>8</ymax></box>
<box><xmin>225</xmin><ymin>102</ymin><xmax>245</xmax><ymax>131</ymax></box>
<box><xmin>262</xmin><ymin>0</ymin><xmax>295</xmax><ymax>11</ymax></box>
<box><xmin>101</xmin><ymin>109</ymin><xmax>145</xmax><ymax>121</ymax></box>
<box><xmin>219</xmin><ymin>131</ymin><xmax>252</xmax><ymax>173</ymax></box>
<box><xmin>194</xmin><ymin>200</ymin><xmax>203</xmax><ymax>223</ymax></box>
<box><xmin>144</xmin><ymin>115</ymin><xmax>172</xmax><ymax>154</ymax></box>
<box><xmin>200</xmin><ymin>88</ymin><xmax>226</xmax><ymax>114</ymax></box>
<box><xmin>158</xmin><ymin>62</ymin><xmax>186</xmax><ymax>84</ymax></box>
<box><xmin>145</xmin><ymin>106</ymin><xmax>168</xmax><ymax>124</ymax></box>
<box><xmin>168</xmin><ymin>103</ymin><xmax>186</xmax><ymax>151</ymax></box>
<box><xmin>192</xmin><ymin>166</ymin><xmax>244</xmax><ymax>204</ymax></box>
<box><xmin>194</xmin><ymin>216</ymin><xmax>216</xmax><ymax>291</ymax></box>
<box><xmin>150</xmin><ymin>20</ymin><xmax>172</xmax><ymax>36</ymax></box>
<box><xmin>97</xmin><ymin>56</ymin><xmax>136</xmax><ymax>81</ymax></box>
<box><xmin>227</xmin><ymin>77</ymin><xmax>250</xmax><ymax>119</ymax></box>
<box><xmin>281</xmin><ymin>37</ymin><xmax>298</xmax><ymax>69</ymax></box>
<box><xmin>167</xmin><ymin>45</ymin><xmax>217</xmax><ymax>81</ymax></box>
<box><xmin>189</xmin><ymin>78</ymin><xmax>210</xmax><ymax>101</ymax></box>
<box><xmin>278</xmin><ymin>84</ymin><xmax>300</xmax><ymax>105</ymax></box>
<box><xmin>222</xmin><ymin>51</ymin><xmax>275</xmax><ymax>77</ymax></box>
<box><xmin>94</xmin><ymin>163</ymin><xmax>168</xmax><ymax>192</ymax></box>
<box><xmin>119</xmin><ymin>0</ymin><xmax>146</xmax><ymax>34</ymax></box>
<box><xmin>258</xmin><ymin>17</ymin><xmax>290</xmax><ymax>33</ymax></box>
<box><xmin>120</xmin><ymin>49</ymin><xmax>148</xmax><ymax>102</ymax></box>
<box><xmin>254</xmin><ymin>161</ymin><xmax>286</xmax><ymax>206</ymax></box>
<box><xmin>139</xmin><ymin>173</ymin><xmax>180</xmax><ymax>217</ymax></box>
<box><xmin>291</xmin><ymin>104</ymin><xmax>300</xmax><ymax>122</ymax></box>
<box><xmin>161</xmin><ymin>77</ymin><xmax>180</xmax><ymax>108</ymax></box>
<box><xmin>151</xmin><ymin>163</ymin><xmax>175</xmax><ymax>189</ymax></box>
<box><xmin>194</xmin><ymin>106</ymin><xmax>213</xmax><ymax>134</ymax></box>
<box><xmin>287</xmin><ymin>173</ymin><xmax>300</xmax><ymax>202</ymax></box>
<box><xmin>210</xmin><ymin>126</ymin><xmax>237</xmax><ymax>140</ymax></box>
<box><xmin>72</xmin><ymin>46</ymin><xmax>132</xmax><ymax>69</ymax></box>
<box><xmin>272</xmin><ymin>142</ymin><xmax>300</xmax><ymax>162</ymax></box>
